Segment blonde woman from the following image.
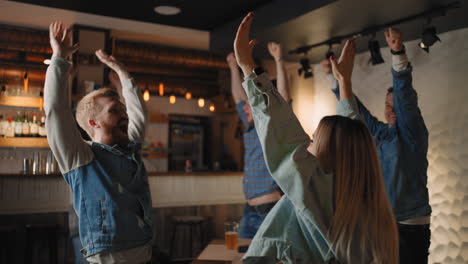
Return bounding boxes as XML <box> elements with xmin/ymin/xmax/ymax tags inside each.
<box><xmin>234</xmin><ymin>13</ymin><xmax>398</xmax><ymax>263</ymax></box>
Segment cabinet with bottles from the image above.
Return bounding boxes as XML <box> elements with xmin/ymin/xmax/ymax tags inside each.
<box><xmin>0</xmin><ymin>79</ymin><xmax>49</xmax><ymax>148</ymax></box>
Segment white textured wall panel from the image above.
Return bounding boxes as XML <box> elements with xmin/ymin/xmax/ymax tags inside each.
<box><xmin>289</xmin><ymin>27</ymin><xmax>468</xmax><ymax>263</ymax></box>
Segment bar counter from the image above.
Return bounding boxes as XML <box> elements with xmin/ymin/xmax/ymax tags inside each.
<box><xmin>0</xmin><ymin>171</ymin><xmax>245</xmax><ymax>214</ymax></box>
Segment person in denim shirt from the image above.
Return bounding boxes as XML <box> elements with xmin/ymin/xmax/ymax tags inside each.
<box><xmin>226</xmin><ymin>41</ymin><xmax>290</xmax><ymax>239</ymax></box>
<box><xmin>323</xmin><ymin>28</ymin><xmax>431</xmax><ymax>263</ymax></box>
<box><xmin>45</xmin><ymin>22</ymin><xmax>153</xmax><ymax>263</ymax></box>
<box><xmin>233</xmin><ymin>13</ymin><xmax>398</xmax><ymax>263</ymax></box>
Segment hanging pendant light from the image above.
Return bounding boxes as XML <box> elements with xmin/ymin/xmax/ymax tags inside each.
<box><xmin>169</xmin><ymin>95</ymin><xmax>176</xmax><ymax>104</ymax></box>
<box><xmin>143</xmin><ymin>88</ymin><xmax>150</xmax><ymax>102</ymax></box>
<box><xmin>158</xmin><ymin>82</ymin><xmax>164</xmax><ymax>96</ymax></box>
<box><xmin>198</xmin><ymin>98</ymin><xmax>205</xmax><ymax>108</ymax></box>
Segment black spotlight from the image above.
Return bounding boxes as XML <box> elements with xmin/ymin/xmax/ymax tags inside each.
<box><xmin>419</xmin><ymin>26</ymin><xmax>441</xmax><ymax>53</ymax></box>
<box><xmin>298</xmin><ymin>57</ymin><xmax>313</xmax><ymax>78</ymax></box>
<box><xmin>325</xmin><ymin>44</ymin><xmax>335</xmax><ymax>59</ymax></box>
<box><xmin>368</xmin><ymin>39</ymin><xmax>384</xmax><ymax>65</ymax></box>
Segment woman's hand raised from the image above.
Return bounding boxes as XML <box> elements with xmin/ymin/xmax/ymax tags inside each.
<box><xmin>233</xmin><ymin>12</ymin><xmax>258</xmax><ymax>77</ymax></box>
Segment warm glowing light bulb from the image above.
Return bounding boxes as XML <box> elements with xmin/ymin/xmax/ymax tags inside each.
<box><xmin>209</xmin><ymin>104</ymin><xmax>215</xmax><ymax>112</ymax></box>
<box><xmin>143</xmin><ymin>89</ymin><xmax>150</xmax><ymax>101</ymax></box>
<box><xmin>198</xmin><ymin>98</ymin><xmax>205</xmax><ymax>108</ymax></box>
<box><xmin>169</xmin><ymin>95</ymin><xmax>176</xmax><ymax>104</ymax></box>
<box><xmin>43</xmin><ymin>59</ymin><xmax>51</xmax><ymax>65</ymax></box>
<box><xmin>185</xmin><ymin>92</ymin><xmax>192</xmax><ymax>100</ymax></box>
<box><xmin>158</xmin><ymin>83</ymin><xmax>164</xmax><ymax>96</ymax></box>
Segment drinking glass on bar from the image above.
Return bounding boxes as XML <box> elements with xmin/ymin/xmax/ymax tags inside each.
<box><xmin>224</xmin><ymin>221</ymin><xmax>239</xmax><ymax>250</ymax></box>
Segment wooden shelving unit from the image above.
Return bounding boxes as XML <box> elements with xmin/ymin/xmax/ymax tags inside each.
<box><xmin>0</xmin><ymin>137</ymin><xmax>49</xmax><ymax>148</ymax></box>
<box><xmin>0</xmin><ymin>96</ymin><xmax>43</xmax><ymax>108</ymax></box>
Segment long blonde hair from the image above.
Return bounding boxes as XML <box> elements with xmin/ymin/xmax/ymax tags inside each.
<box><xmin>314</xmin><ymin>116</ymin><xmax>398</xmax><ymax>264</ymax></box>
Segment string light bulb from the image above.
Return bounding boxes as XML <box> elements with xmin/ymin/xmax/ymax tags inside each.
<box><xmin>198</xmin><ymin>98</ymin><xmax>205</xmax><ymax>108</ymax></box>
<box><xmin>158</xmin><ymin>82</ymin><xmax>164</xmax><ymax>96</ymax></box>
<box><xmin>185</xmin><ymin>92</ymin><xmax>192</xmax><ymax>100</ymax></box>
<box><xmin>169</xmin><ymin>95</ymin><xmax>176</xmax><ymax>104</ymax></box>
<box><xmin>143</xmin><ymin>88</ymin><xmax>150</xmax><ymax>102</ymax></box>
<box><xmin>209</xmin><ymin>104</ymin><xmax>215</xmax><ymax>112</ymax></box>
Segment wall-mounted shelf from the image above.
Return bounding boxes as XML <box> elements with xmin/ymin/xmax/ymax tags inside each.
<box><xmin>0</xmin><ymin>137</ymin><xmax>49</xmax><ymax>148</ymax></box>
<box><xmin>149</xmin><ymin>113</ymin><xmax>169</xmax><ymax>124</ymax></box>
<box><xmin>0</xmin><ymin>96</ymin><xmax>42</xmax><ymax>108</ymax></box>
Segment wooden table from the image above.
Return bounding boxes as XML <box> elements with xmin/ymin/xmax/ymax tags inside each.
<box><xmin>192</xmin><ymin>239</ymin><xmax>251</xmax><ymax>264</ymax></box>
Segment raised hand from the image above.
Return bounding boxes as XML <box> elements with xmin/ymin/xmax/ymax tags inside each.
<box><xmin>330</xmin><ymin>39</ymin><xmax>356</xmax><ymax>84</ymax></box>
<box><xmin>267</xmin><ymin>42</ymin><xmax>282</xmax><ymax>62</ymax></box>
<box><xmin>226</xmin><ymin>52</ymin><xmax>238</xmax><ymax>69</ymax></box>
<box><xmin>95</xmin><ymin>49</ymin><xmax>130</xmax><ymax>80</ymax></box>
<box><xmin>385</xmin><ymin>27</ymin><xmax>403</xmax><ymax>52</ymax></box>
<box><xmin>49</xmin><ymin>21</ymin><xmax>79</xmax><ymax>59</ymax></box>
<box><xmin>108</xmin><ymin>71</ymin><xmax>121</xmax><ymax>89</ymax></box>
<box><xmin>234</xmin><ymin>12</ymin><xmax>257</xmax><ymax>77</ymax></box>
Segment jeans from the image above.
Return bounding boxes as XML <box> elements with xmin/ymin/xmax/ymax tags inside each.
<box><xmin>71</xmin><ymin>236</ymin><xmax>87</xmax><ymax>264</ymax></box>
<box><xmin>239</xmin><ymin>204</ymin><xmax>271</xmax><ymax>239</ymax></box>
<box><xmin>398</xmin><ymin>223</ymin><xmax>431</xmax><ymax>264</ymax></box>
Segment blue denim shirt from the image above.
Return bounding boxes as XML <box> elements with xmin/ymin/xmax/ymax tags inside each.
<box><xmin>236</xmin><ymin>102</ymin><xmax>279</xmax><ymax>199</ymax></box>
<box><xmin>64</xmin><ymin>142</ymin><xmax>153</xmax><ymax>257</ymax></box>
<box><xmin>331</xmin><ymin>65</ymin><xmax>431</xmax><ymax>221</ymax></box>
<box><xmin>44</xmin><ymin>56</ymin><xmax>153</xmax><ymax>257</ymax></box>
<box><xmin>239</xmin><ymin>73</ymin><xmax>364</xmax><ymax>263</ymax></box>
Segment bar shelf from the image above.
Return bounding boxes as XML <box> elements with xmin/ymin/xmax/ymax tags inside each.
<box><xmin>0</xmin><ymin>137</ymin><xmax>49</xmax><ymax>148</ymax></box>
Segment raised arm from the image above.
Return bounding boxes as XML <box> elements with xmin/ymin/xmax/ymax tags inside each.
<box><xmin>44</xmin><ymin>22</ymin><xmax>93</xmax><ymax>174</ymax></box>
<box><xmin>234</xmin><ymin>13</ymin><xmax>333</xmax><ymax>228</ymax></box>
<box><xmin>95</xmin><ymin>50</ymin><xmax>147</xmax><ymax>142</ymax></box>
<box><xmin>227</xmin><ymin>52</ymin><xmax>247</xmax><ymax>104</ymax></box>
<box><xmin>322</xmin><ymin>59</ymin><xmax>386</xmax><ymax>135</ymax></box>
<box><xmin>267</xmin><ymin>42</ymin><xmax>290</xmax><ymax>102</ymax></box>
<box><xmin>329</xmin><ymin>39</ymin><xmax>362</xmax><ymax>119</ymax></box>
<box><xmin>385</xmin><ymin>28</ymin><xmax>428</xmax><ymax>143</ymax></box>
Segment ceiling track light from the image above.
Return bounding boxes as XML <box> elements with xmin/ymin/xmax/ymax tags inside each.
<box><xmin>368</xmin><ymin>35</ymin><xmax>384</xmax><ymax>65</ymax></box>
<box><xmin>298</xmin><ymin>56</ymin><xmax>313</xmax><ymax>79</ymax></box>
<box><xmin>288</xmin><ymin>2</ymin><xmax>459</xmax><ymax>57</ymax></box>
<box><xmin>325</xmin><ymin>44</ymin><xmax>335</xmax><ymax>59</ymax></box>
<box><xmin>419</xmin><ymin>24</ymin><xmax>441</xmax><ymax>53</ymax></box>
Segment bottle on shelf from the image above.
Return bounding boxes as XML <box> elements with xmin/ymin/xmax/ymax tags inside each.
<box><xmin>5</xmin><ymin>117</ymin><xmax>15</xmax><ymax>137</ymax></box>
<box><xmin>30</xmin><ymin>114</ymin><xmax>39</xmax><ymax>137</ymax></box>
<box><xmin>0</xmin><ymin>85</ymin><xmax>6</xmax><ymax>96</ymax></box>
<box><xmin>22</xmin><ymin>113</ymin><xmax>30</xmax><ymax>137</ymax></box>
<box><xmin>0</xmin><ymin>114</ymin><xmax>5</xmax><ymax>136</ymax></box>
<box><xmin>14</xmin><ymin>111</ymin><xmax>23</xmax><ymax>137</ymax></box>
<box><xmin>38</xmin><ymin>114</ymin><xmax>47</xmax><ymax>138</ymax></box>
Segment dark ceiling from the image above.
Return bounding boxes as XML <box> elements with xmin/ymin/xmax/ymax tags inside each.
<box><xmin>9</xmin><ymin>0</ymin><xmax>274</xmax><ymax>30</ymax></box>
<box><xmin>9</xmin><ymin>0</ymin><xmax>468</xmax><ymax>63</ymax></box>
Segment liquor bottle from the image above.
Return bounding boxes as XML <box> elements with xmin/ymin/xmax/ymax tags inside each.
<box><xmin>30</xmin><ymin>114</ymin><xmax>39</xmax><ymax>137</ymax></box>
<box><xmin>38</xmin><ymin>115</ymin><xmax>47</xmax><ymax>138</ymax></box>
<box><xmin>22</xmin><ymin>113</ymin><xmax>30</xmax><ymax>137</ymax></box>
<box><xmin>0</xmin><ymin>85</ymin><xmax>6</xmax><ymax>96</ymax></box>
<box><xmin>5</xmin><ymin>117</ymin><xmax>15</xmax><ymax>137</ymax></box>
<box><xmin>14</xmin><ymin>112</ymin><xmax>23</xmax><ymax>137</ymax></box>
<box><xmin>0</xmin><ymin>114</ymin><xmax>5</xmax><ymax>136</ymax></box>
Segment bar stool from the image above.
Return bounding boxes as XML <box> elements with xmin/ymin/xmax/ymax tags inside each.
<box><xmin>25</xmin><ymin>224</ymin><xmax>58</xmax><ymax>264</ymax></box>
<box><xmin>170</xmin><ymin>215</ymin><xmax>207</xmax><ymax>262</ymax></box>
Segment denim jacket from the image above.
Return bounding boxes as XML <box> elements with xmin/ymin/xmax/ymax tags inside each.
<box><xmin>44</xmin><ymin>56</ymin><xmax>153</xmax><ymax>257</ymax></box>
<box><xmin>330</xmin><ymin>56</ymin><xmax>431</xmax><ymax>222</ymax></box>
<box><xmin>241</xmin><ymin>73</ymin><xmax>360</xmax><ymax>263</ymax></box>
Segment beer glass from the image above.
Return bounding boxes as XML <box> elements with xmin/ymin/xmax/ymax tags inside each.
<box><xmin>224</xmin><ymin>221</ymin><xmax>239</xmax><ymax>250</ymax></box>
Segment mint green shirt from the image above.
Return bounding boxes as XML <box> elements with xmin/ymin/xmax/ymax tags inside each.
<box><xmin>241</xmin><ymin>72</ymin><xmax>359</xmax><ymax>263</ymax></box>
